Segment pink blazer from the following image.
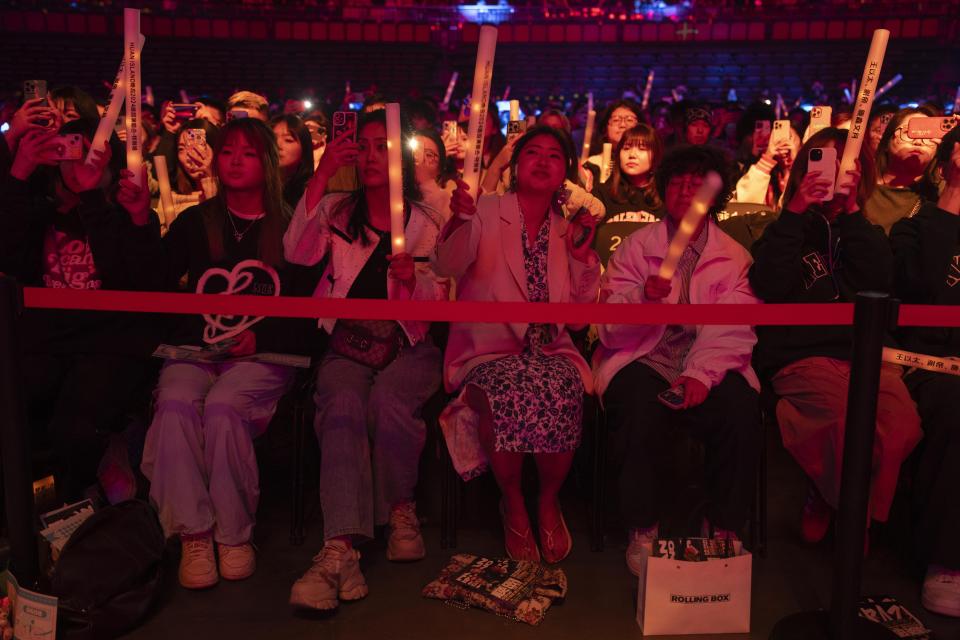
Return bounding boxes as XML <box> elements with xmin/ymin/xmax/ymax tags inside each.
<box><xmin>431</xmin><ymin>192</ymin><xmax>602</xmax><ymax>393</ymax></box>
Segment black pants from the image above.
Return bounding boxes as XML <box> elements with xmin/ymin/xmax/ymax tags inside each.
<box><xmin>603</xmin><ymin>362</ymin><xmax>761</xmax><ymax>532</ymax></box>
<box><xmin>23</xmin><ymin>352</ymin><xmax>154</xmax><ymax>502</ymax></box>
<box><xmin>905</xmin><ymin>370</ymin><xmax>960</xmax><ymax>569</ymax></box>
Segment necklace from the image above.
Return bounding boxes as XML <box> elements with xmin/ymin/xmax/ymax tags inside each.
<box><xmin>227</xmin><ymin>209</ymin><xmax>264</xmax><ymax>242</ymax></box>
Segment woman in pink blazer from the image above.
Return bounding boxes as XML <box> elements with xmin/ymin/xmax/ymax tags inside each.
<box><xmin>432</xmin><ymin>126</ymin><xmax>602</xmax><ymax>564</ymax></box>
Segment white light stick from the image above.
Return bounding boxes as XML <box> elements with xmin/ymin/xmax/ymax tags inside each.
<box><xmin>953</xmin><ymin>85</ymin><xmax>960</xmax><ymax>115</ymax></box>
<box><xmin>658</xmin><ymin>172</ymin><xmax>723</xmax><ymax>281</ymax></box>
<box><xmin>385</xmin><ymin>103</ymin><xmax>406</xmax><ymax>254</ymax></box>
<box><xmin>86</xmin><ymin>33</ymin><xmax>145</xmax><ymax>166</ymax></box>
<box><xmin>580</xmin><ymin>109</ymin><xmax>596</xmax><ymax>165</ymax></box>
<box><xmin>600</xmin><ymin>142</ymin><xmax>612</xmax><ymax>183</ymax></box>
<box><xmin>462</xmin><ymin>25</ymin><xmax>498</xmax><ymax>201</ymax></box>
<box><xmin>124</xmin><ymin>8</ymin><xmax>143</xmax><ymax>188</ymax></box>
<box><xmin>883</xmin><ymin>347</ymin><xmax>960</xmax><ymax>377</ymax></box>
<box><xmin>641</xmin><ymin>70</ymin><xmax>655</xmax><ymax>111</ymax></box>
<box><xmin>837</xmin><ymin>28</ymin><xmax>889</xmax><ymax>196</ymax></box>
<box><xmin>154</xmin><ymin>155</ymin><xmax>174</xmax><ymax>230</ymax></box>
<box><xmin>509</xmin><ymin>99</ymin><xmax>519</xmax><ymax>122</ymax></box>
<box><xmin>875</xmin><ymin>73</ymin><xmax>903</xmax><ymax>99</ymax></box>
<box><xmin>441</xmin><ymin>71</ymin><xmax>458</xmax><ymax>110</ymax></box>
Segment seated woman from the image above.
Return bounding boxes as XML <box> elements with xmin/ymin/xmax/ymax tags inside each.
<box><xmin>593</xmin><ymin>123</ymin><xmax>664</xmax><ymax>225</ymax></box>
<box><xmin>411</xmin><ymin>127</ymin><xmax>453</xmax><ymax>220</ymax></box>
<box><xmin>593</xmin><ymin>144</ymin><xmax>762</xmax><ymax>577</ymax></box>
<box><xmin>890</xmin><ymin>127</ymin><xmax>960</xmax><ymax>618</ymax></box>
<box><xmin>140</xmin><ymin>118</ymin><xmax>321</xmax><ymax>590</ymax></box>
<box><xmin>283</xmin><ymin>110</ymin><xmax>448</xmax><ymax>611</ymax></box>
<box><xmin>164</xmin><ymin>118</ymin><xmax>221</xmax><ymax>225</ymax></box>
<box><xmin>864</xmin><ymin>106</ymin><xmax>940</xmax><ymax>234</ymax></box>
<box><xmin>1</xmin><ymin>118</ymin><xmax>160</xmax><ymax>504</ymax></box>
<box><xmin>270</xmin><ymin>114</ymin><xmax>314</xmax><ymax>209</ymax></box>
<box><xmin>749</xmin><ymin>128</ymin><xmax>922</xmax><ymax>551</ymax></box>
<box><xmin>433</xmin><ymin>126</ymin><xmax>601</xmax><ymax>564</ymax></box>
<box><xmin>583</xmin><ymin>98</ymin><xmax>643</xmax><ymax>190</ymax></box>
<box><xmin>734</xmin><ymin>122</ymin><xmax>801</xmax><ymax>207</ymax></box>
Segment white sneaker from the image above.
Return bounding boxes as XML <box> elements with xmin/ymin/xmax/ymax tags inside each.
<box><xmin>218</xmin><ymin>543</ymin><xmax>256</xmax><ymax>581</ymax></box>
<box><xmin>626</xmin><ymin>524</ymin><xmax>659</xmax><ymax>577</ymax></box>
<box><xmin>922</xmin><ymin>565</ymin><xmax>960</xmax><ymax>618</ymax></box>
<box><xmin>179</xmin><ymin>534</ymin><xmax>218</xmax><ymax>589</ymax></box>
<box><xmin>290</xmin><ymin>540</ymin><xmax>369</xmax><ymax>611</ymax></box>
<box><xmin>386</xmin><ymin>502</ymin><xmax>426</xmax><ymax>562</ymax></box>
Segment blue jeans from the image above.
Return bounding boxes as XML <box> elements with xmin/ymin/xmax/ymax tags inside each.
<box><xmin>313</xmin><ymin>339</ymin><xmax>442</xmax><ymax>541</ymax></box>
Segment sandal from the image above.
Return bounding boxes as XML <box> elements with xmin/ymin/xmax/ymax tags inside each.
<box><xmin>499</xmin><ymin>500</ymin><xmax>540</xmax><ymax>562</ymax></box>
<box><xmin>538</xmin><ymin>505</ymin><xmax>572</xmax><ymax>564</ymax></box>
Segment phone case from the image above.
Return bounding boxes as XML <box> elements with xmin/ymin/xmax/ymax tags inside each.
<box><xmin>184</xmin><ymin>128</ymin><xmax>207</xmax><ymax>148</ymax></box>
<box><xmin>810</xmin><ymin>106</ymin><xmax>831</xmax><ymax>128</ymax></box>
<box><xmin>771</xmin><ymin>120</ymin><xmax>791</xmax><ymax>147</ymax></box>
<box><xmin>906</xmin><ymin>116</ymin><xmax>959</xmax><ymax>140</ymax></box>
<box><xmin>442</xmin><ymin>120</ymin><xmax>459</xmax><ymax>142</ymax></box>
<box><xmin>52</xmin><ymin>134</ymin><xmax>83</xmax><ymax>161</ymax></box>
<box><xmin>808</xmin><ymin>147</ymin><xmax>838</xmax><ymax>200</ymax></box>
<box><xmin>657</xmin><ymin>386</ymin><xmax>685</xmax><ymax>408</ymax></box>
<box><xmin>332</xmin><ymin>111</ymin><xmax>358</xmax><ymax>142</ymax></box>
<box><xmin>23</xmin><ymin>80</ymin><xmax>47</xmax><ymax>102</ymax></box>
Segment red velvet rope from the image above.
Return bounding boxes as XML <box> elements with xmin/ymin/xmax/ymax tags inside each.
<box><xmin>19</xmin><ymin>288</ymin><xmax>960</xmax><ymax>327</ymax></box>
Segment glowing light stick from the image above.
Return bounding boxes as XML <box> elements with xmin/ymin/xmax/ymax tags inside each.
<box><xmin>658</xmin><ymin>171</ymin><xmax>722</xmax><ymax>281</ymax></box>
<box><xmin>509</xmin><ymin>100</ymin><xmax>519</xmax><ymax>122</ymax></box>
<box><xmin>874</xmin><ymin>73</ymin><xmax>903</xmax><ymax>99</ymax></box>
<box><xmin>600</xmin><ymin>143</ymin><xmax>613</xmax><ymax>183</ymax></box>
<box><xmin>580</xmin><ymin>109</ymin><xmax>596</xmax><ymax>165</ymax></box>
<box><xmin>86</xmin><ymin>33</ymin><xmax>145</xmax><ymax>166</ymax></box>
<box><xmin>441</xmin><ymin>71</ymin><xmax>458</xmax><ymax>111</ymax></box>
<box><xmin>124</xmin><ymin>8</ymin><xmax>143</xmax><ymax>188</ymax></box>
<box><xmin>641</xmin><ymin>70</ymin><xmax>655</xmax><ymax>111</ymax></box>
<box><xmin>385</xmin><ymin>103</ymin><xmax>406</xmax><ymax>254</ymax></box>
<box><xmin>462</xmin><ymin>25</ymin><xmax>498</xmax><ymax>201</ymax></box>
<box><xmin>154</xmin><ymin>155</ymin><xmax>174</xmax><ymax>230</ymax></box>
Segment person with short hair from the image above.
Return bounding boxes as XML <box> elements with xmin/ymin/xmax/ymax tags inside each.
<box><xmin>594</xmin><ymin>144</ymin><xmax>761</xmax><ymax>577</ymax></box>
<box><xmin>890</xmin><ymin>125</ymin><xmax>960</xmax><ymax>617</ymax></box>
<box><xmin>226</xmin><ymin>90</ymin><xmax>270</xmax><ymax>122</ymax></box>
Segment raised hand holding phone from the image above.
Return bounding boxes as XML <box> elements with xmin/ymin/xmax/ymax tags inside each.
<box><xmin>566</xmin><ymin>208</ymin><xmax>598</xmax><ymax>262</ymax></box>
<box><xmin>6</xmin><ymin>98</ymin><xmax>57</xmax><ymax>148</ymax></box>
<box><xmin>837</xmin><ymin>159</ymin><xmax>863</xmax><ymax>214</ymax></box>
<box><xmin>303</xmin><ymin>125</ymin><xmax>359</xmax><ymax>212</ymax></box>
<box><xmin>161</xmin><ymin>101</ymin><xmax>182</xmax><ymax>135</ymax></box>
<box><xmin>9</xmin><ymin>128</ymin><xmax>61</xmax><ymax>179</ymax></box>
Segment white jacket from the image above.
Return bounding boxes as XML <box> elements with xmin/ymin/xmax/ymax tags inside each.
<box><xmin>283</xmin><ymin>191</ymin><xmax>449</xmax><ymax>345</ymax></box>
<box><xmin>593</xmin><ymin>218</ymin><xmax>761</xmax><ymax>396</ymax></box>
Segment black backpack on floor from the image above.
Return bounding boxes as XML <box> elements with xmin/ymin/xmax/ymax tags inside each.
<box><xmin>50</xmin><ymin>500</ymin><xmax>165</xmax><ymax>640</ymax></box>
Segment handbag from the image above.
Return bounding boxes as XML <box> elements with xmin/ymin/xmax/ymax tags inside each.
<box><xmin>330</xmin><ymin>319</ymin><xmax>403</xmax><ymax>370</ymax></box>
<box><xmin>422</xmin><ymin>554</ymin><xmax>567</xmax><ymax>626</ymax></box>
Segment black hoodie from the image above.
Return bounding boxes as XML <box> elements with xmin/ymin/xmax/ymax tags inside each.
<box><xmin>748</xmin><ymin>207</ymin><xmax>893</xmax><ymax>377</ymax></box>
<box><xmin>890</xmin><ymin>202</ymin><xmax>960</xmax><ymax>359</ymax></box>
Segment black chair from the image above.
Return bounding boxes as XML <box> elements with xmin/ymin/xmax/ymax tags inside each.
<box><xmin>716</xmin><ymin>203</ymin><xmax>779</xmax><ymax>252</ymax></box>
<box><xmin>594</xmin><ymin>220</ymin><xmax>652</xmax><ymax>267</ymax></box>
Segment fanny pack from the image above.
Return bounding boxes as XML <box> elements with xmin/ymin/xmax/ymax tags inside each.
<box><xmin>330</xmin><ymin>319</ymin><xmax>403</xmax><ymax>369</ymax></box>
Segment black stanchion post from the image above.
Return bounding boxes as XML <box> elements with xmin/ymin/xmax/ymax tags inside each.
<box><xmin>0</xmin><ymin>275</ymin><xmax>39</xmax><ymax>586</ymax></box>
<box><xmin>769</xmin><ymin>292</ymin><xmax>899</xmax><ymax>640</ymax></box>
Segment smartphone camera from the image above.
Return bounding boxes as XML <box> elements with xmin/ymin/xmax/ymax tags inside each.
<box><xmin>810</xmin><ymin>148</ymin><xmax>823</xmax><ymax>162</ymax></box>
<box><xmin>811</xmin><ymin>107</ymin><xmax>822</xmax><ymax>119</ymax></box>
<box><xmin>333</xmin><ymin>112</ymin><xmax>347</xmax><ymax>127</ymax></box>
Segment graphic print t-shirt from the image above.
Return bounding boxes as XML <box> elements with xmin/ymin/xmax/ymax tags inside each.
<box><xmin>41</xmin><ymin>227</ymin><xmax>102</xmax><ymax>289</ymax></box>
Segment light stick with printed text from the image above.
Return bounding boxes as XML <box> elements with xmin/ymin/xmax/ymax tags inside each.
<box><xmin>462</xmin><ymin>25</ymin><xmax>498</xmax><ymax>201</ymax></box>
<box><xmin>124</xmin><ymin>8</ymin><xmax>143</xmax><ymax>188</ymax></box>
<box><xmin>837</xmin><ymin>29</ymin><xmax>889</xmax><ymax>196</ymax></box>
<box><xmin>86</xmin><ymin>33</ymin><xmax>144</xmax><ymax>166</ymax></box>
<box><xmin>385</xmin><ymin>103</ymin><xmax>406</xmax><ymax>254</ymax></box>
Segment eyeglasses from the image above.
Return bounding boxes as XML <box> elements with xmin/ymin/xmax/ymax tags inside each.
<box><xmin>609</xmin><ymin>115</ymin><xmax>639</xmax><ymax>127</ymax></box>
<box><xmin>895</xmin><ymin>126</ymin><xmax>937</xmax><ymax>147</ymax></box>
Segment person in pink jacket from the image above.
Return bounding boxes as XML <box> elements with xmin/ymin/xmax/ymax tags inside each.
<box><xmin>433</xmin><ymin>126</ymin><xmax>601</xmax><ymax>564</ymax></box>
<box><xmin>593</xmin><ymin>144</ymin><xmax>763</xmax><ymax>577</ymax></box>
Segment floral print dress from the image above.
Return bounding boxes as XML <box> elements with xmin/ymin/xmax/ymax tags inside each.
<box><xmin>464</xmin><ymin>213</ymin><xmax>584</xmax><ymax>453</ymax></box>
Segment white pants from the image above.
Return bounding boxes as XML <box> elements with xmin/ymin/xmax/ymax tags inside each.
<box><xmin>141</xmin><ymin>360</ymin><xmax>294</xmax><ymax>544</ymax></box>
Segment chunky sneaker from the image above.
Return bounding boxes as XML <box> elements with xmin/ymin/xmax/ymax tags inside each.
<box><xmin>626</xmin><ymin>524</ymin><xmax>659</xmax><ymax>577</ymax></box>
<box><xmin>922</xmin><ymin>565</ymin><xmax>960</xmax><ymax>618</ymax></box>
<box><xmin>218</xmin><ymin>543</ymin><xmax>256</xmax><ymax>581</ymax></box>
<box><xmin>800</xmin><ymin>486</ymin><xmax>832</xmax><ymax>544</ymax></box>
<box><xmin>179</xmin><ymin>533</ymin><xmax>218</xmax><ymax>589</ymax></box>
<box><xmin>386</xmin><ymin>502</ymin><xmax>426</xmax><ymax>562</ymax></box>
<box><xmin>290</xmin><ymin>540</ymin><xmax>369</xmax><ymax>610</ymax></box>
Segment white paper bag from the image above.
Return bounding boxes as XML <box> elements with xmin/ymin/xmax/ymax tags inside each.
<box><xmin>636</xmin><ymin>541</ymin><xmax>752</xmax><ymax>636</ymax></box>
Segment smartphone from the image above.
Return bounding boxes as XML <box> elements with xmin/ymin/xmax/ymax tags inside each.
<box><xmin>23</xmin><ymin>79</ymin><xmax>47</xmax><ymax>103</ymax></box>
<box><xmin>570</xmin><ymin>208</ymin><xmax>593</xmax><ymax>248</ymax></box>
<box><xmin>51</xmin><ymin>134</ymin><xmax>83</xmax><ymax>161</ymax></box>
<box><xmin>507</xmin><ymin>119</ymin><xmax>526</xmax><ymax>141</ymax></box>
<box><xmin>771</xmin><ymin>119</ymin><xmax>791</xmax><ymax>147</ymax></box>
<box><xmin>906</xmin><ymin>116</ymin><xmax>959</xmax><ymax>140</ymax></box>
<box><xmin>808</xmin><ymin>147</ymin><xmax>838</xmax><ymax>201</ymax></box>
<box><xmin>202</xmin><ymin>337</ymin><xmax>238</xmax><ymax>360</ymax></box>
<box><xmin>171</xmin><ymin>103</ymin><xmax>198</xmax><ymax>123</ymax></box>
<box><xmin>226</xmin><ymin>109</ymin><xmax>249</xmax><ymax>122</ymax></box>
<box><xmin>332</xmin><ymin>110</ymin><xmax>358</xmax><ymax>142</ymax></box>
<box><xmin>810</xmin><ymin>106</ymin><xmax>831</xmax><ymax>129</ymax></box>
<box><xmin>657</xmin><ymin>385</ymin><xmax>686</xmax><ymax>410</ymax></box>
<box><xmin>183</xmin><ymin>128</ymin><xmax>207</xmax><ymax>150</ymax></box>
<box><xmin>441</xmin><ymin>120</ymin><xmax>459</xmax><ymax>143</ymax></box>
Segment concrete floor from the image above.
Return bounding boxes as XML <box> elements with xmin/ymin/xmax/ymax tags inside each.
<box><xmin>126</xmin><ymin>427</ymin><xmax>960</xmax><ymax>640</ymax></box>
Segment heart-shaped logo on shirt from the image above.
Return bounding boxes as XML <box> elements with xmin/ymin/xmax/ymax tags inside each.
<box><xmin>195</xmin><ymin>259</ymin><xmax>281</xmax><ymax>344</ymax></box>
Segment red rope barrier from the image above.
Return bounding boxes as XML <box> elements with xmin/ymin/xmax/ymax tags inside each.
<box><xmin>19</xmin><ymin>287</ymin><xmax>960</xmax><ymax>327</ymax></box>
